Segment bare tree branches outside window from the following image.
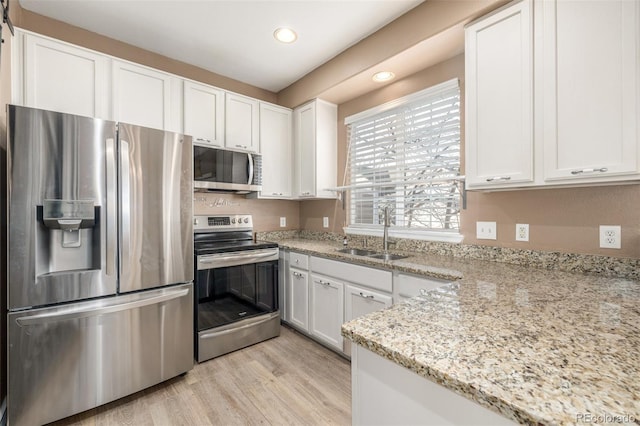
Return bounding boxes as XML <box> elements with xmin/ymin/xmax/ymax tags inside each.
<box><xmin>347</xmin><ymin>82</ymin><xmax>461</xmax><ymax>233</ymax></box>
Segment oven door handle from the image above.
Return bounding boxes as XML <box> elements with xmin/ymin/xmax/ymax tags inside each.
<box><xmin>197</xmin><ymin>249</ymin><xmax>279</xmax><ymax>269</ymax></box>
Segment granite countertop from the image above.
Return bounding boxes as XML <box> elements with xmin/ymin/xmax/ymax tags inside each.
<box><xmin>273</xmin><ymin>238</ymin><xmax>640</xmax><ymax>426</ymax></box>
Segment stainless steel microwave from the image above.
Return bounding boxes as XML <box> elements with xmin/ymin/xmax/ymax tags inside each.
<box><xmin>193</xmin><ymin>146</ymin><xmax>262</xmax><ymax>193</ymax></box>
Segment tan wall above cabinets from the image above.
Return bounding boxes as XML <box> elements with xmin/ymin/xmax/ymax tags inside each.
<box><xmin>465</xmin><ymin>0</ymin><xmax>640</xmax><ymax>190</ymax></box>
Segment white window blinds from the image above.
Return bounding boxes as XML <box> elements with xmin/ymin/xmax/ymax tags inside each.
<box><xmin>344</xmin><ymin>79</ymin><xmax>461</xmax><ymax>235</ymax></box>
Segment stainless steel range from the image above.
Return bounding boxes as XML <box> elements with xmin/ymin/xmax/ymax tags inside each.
<box><xmin>194</xmin><ymin>215</ymin><xmax>280</xmax><ymax>362</ymax></box>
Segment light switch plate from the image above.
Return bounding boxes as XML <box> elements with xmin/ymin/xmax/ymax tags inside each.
<box><xmin>280</xmin><ymin>217</ymin><xmax>286</xmax><ymax>227</ymax></box>
<box><xmin>599</xmin><ymin>225</ymin><xmax>621</xmax><ymax>249</ymax></box>
<box><xmin>323</xmin><ymin>217</ymin><xmax>329</xmax><ymax>228</ymax></box>
<box><xmin>476</xmin><ymin>221</ymin><xmax>497</xmax><ymax>240</ymax></box>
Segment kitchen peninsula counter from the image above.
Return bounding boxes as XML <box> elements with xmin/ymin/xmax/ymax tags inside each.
<box><xmin>272</xmin><ymin>237</ymin><xmax>640</xmax><ymax>425</ymax></box>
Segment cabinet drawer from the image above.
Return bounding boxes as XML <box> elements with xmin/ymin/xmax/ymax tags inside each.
<box><xmin>289</xmin><ymin>252</ymin><xmax>309</xmax><ymax>270</ymax></box>
<box><xmin>393</xmin><ymin>273</ymin><xmax>449</xmax><ymax>303</ymax></box>
<box><xmin>310</xmin><ymin>256</ymin><xmax>392</xmax><ymax>293</ymax></box>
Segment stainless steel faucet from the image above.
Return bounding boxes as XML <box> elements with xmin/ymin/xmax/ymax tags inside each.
<box><xmin>383</xmin><ymin>206</ymin><xmax>391</xmax><ymax>252</ymax></box>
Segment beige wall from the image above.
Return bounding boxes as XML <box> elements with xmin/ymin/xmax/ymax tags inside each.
<box><xmin>194</xmin><ymin>193</ymin><xmax>300</xmax><ymax>232</ymax></box>
<box><xmin>300</xmin><ymin>53</ymin><xmax>640</xmax><ymax>259</ymax></box>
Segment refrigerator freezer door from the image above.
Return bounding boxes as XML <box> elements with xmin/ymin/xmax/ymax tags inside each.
<box><xmin>118</xmin><ymin>124</ymin><xmax>193</xmax><ymax>293</ymax></box>
<box><xmin>7</xmin><ymin>283</ymin><xmax>194</xmax><ymax>426</ymax></box>
<box><xmin>7</xmin><ymin>105</ymin><xmax>118</xmax><ymax>309</ymax></box>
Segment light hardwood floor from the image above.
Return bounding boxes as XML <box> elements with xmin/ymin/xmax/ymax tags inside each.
<box><xmin>50</xmin><ymin>325</ymin><xmax>352</xmax><ymax>426</ymax></box>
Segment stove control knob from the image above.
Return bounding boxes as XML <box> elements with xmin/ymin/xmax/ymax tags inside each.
<box><xmin>243</xmin><ymin>217</ymin><xmax>249</xmax><ymax>224</ymax></box>
<box><xmin>231</xmin><ymin>218</ymin><xmax>236</xmax><ymax>224</ymax></box>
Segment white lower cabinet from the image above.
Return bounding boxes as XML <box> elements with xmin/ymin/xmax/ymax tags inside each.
<box><xmin>393</xmin><ymin>272</ymin><xmax>450</xmax><ymax>304</ymax></box>
<box><xmin>346</xmin><ymin>284</ymin><xmax>392</xmax><ymax>320</ymax></box>
<box><xmin>288</xmin><ymin>266</ymin><xmax>309</xmax><ymax>332</ymax></box>
<box><xmin>351</xmin><ymin>344</ymin><xmax>515</xmax><ymax>425</ymax></box>
<box><xmin>309</xmin><ymin>274</ymin><xmax>344</xmax><ymax>351</ymax></box>
<box><xmin>344</xmin><ymin>284</ymin><xmax>392</xmax><ymax>356</ymax></box>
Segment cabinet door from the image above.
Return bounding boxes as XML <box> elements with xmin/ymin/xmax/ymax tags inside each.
<box><xmin>465</xmin><ymin>0</ymin><xmax>533</xmax><ymax>188</ymax></box>
<box><xmin>288</xmin><ymin>268</ymin><xmax>309</xmax><ymax>332</ymax></box>
<box><xmin>310</xmin><ymin>274</ymin><xmax>344</xmax><ymax>351</ymax></box>
<box><xmin>393</xmin><ymin>273</ymin><xmax>448</xmax><ymax>304</ymax></box>
<box><xmin>112</xmin><ymin>60</ymin><xmax>181</xmax><ymax>131</ymax></box>
<box><xmin>259</xmin><ymin>103</ymin><xmax>293</xmax><ymax>198</ymax></box>
<box><xmin>295</xmin><ymin>101</ymin><xmax>317</xmax><ymax>197</ymax></box>
<box><xmin>541</xmin><ymin>0</ymin><xmax>640</xmax><ymax>182</ymax></box>
<box><xmin>225</xmin><ymin>93</ymin><xmax>259</xmax><ymax>152</ymax></box>
<box><xmin>22</xmin><ymin>33</ymin><xmax>109</xmax><ymax>119</ymax></box>
<box><xmin>345</xmin><ymin>284</ymin><xmax>392</xmax><ymax>321</ymax></box>
<box><xmin>183</xmin><ymin>80</ymin><xmax>224</xmax><ymax>147</ymax></box>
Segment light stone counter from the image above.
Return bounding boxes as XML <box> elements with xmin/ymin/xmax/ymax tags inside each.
<box><xmin>271</xmin><ymin>237</ymin><xmax>640</xmax><ymax>425</ymax></box>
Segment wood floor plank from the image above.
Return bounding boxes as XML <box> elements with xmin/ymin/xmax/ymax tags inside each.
<box><xmin>49</xmin><ymin>325</ymin><xmax>351</xmax><ymax>426</ymax></box>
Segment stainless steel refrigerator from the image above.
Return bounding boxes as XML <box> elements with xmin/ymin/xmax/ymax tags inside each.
<box><xmin>5</xmin><ymin>105</ymin><xmax>194</xmax><ymax>426</ymax></box>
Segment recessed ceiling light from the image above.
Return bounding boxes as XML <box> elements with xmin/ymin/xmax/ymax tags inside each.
<box><xmin>274</xmin><ymin>27</ymin><xmax>297</xmax><ymax>44</ymax></box>
<box><xmin>372</xmin><ymin>71</ymin><xmax>395</xmax><ymax>82</ymax></box>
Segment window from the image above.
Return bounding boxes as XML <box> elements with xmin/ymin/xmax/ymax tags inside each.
<box><xmin>343</xmin><ymin>79</ymin><xmax>461</xmax><ymax>242</ymax></box>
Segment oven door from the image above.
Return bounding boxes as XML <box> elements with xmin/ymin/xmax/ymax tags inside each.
<box><xmin>196</xmin><ymin>248</ymin><xmax>279</xmax><ymax>326</ymax></box>
<box><xmin>195</xmin><ymin>248</ymin><xmax>280</xmax><ymax>361</ymax></box>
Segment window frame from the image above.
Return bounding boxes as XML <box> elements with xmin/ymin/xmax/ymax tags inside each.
<box><xmin>342</xmin><ymin>78</ymin><xmax>463</xmax><ymax>243</ymax></box>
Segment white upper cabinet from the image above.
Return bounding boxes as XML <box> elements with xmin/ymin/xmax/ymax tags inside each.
<box><xmin>112</xmin><ymin>60</ymin><xmax>182</xmax><ymax>132</ymax></box>
<box><xmin>259</xmin><ymin>102</ymin><xmax>293</xmax><ymax>198</ymax></box>
<box><xmin>293</xmin><ymin>99</ymin><xmax>337</xmax><ymax>199</ymax></box>
<box><xmin>225</xmin><ymin>92</ymin><xmax>259</xmax><ymax>152</ymax></box>
<box><xmin>540</xmin><ymin>0</ymin><xmax>640</xmax><ymax>183</ymax></box>
<box><xmin>465</xmin><ymin>0</ymin><xmax>533</xmax><ymax>189</ymax></box>
<box><xmin>466</xmin><ymin>0</ymin><xmax>640</xmax><ymax>190</ymax></box>
<box><xmin>183</xmin><ymin>80</ymin><xmax>225</xmax><ymax>147</ymax></box>
<box><xmin>17</xmin><ymin>32</ymin><xmax>110</xmax><ymax>119</ymax></box>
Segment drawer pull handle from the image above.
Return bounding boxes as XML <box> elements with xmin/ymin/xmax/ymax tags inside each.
<box><xmin>571</xmin><ymin>167</ymin><xmax>608</xmax><ymax>175</ymax></box>
<box><xmin>358</xmin><ymin>292</ymin><xmax>374</xmax><ymax>299</ymax></box>
<box><xmin>319</xmin><ymin>280</ymin><xmax>331</xmax><ymax>286</ymax></box>
<box><xmin>486</xmin><ymin>176</ymin><xmax>511</xmax><ymax>182</ymax></box>
<box><xmin>195</xmin><ymin>138</ymin><xmax>212</xmax><ymax>143</ymax></box>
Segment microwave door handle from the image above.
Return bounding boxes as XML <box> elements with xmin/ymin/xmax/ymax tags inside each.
<box><xmin>247</xmin><ymin>153</ymin><xmax>254</xmax><ymax>186</ymax></box>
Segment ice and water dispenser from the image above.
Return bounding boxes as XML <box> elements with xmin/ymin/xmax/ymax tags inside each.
<box><xmin>40</xmin><ymin>199</ymin><xmax>99</xmax><ymax>273</ymax></box>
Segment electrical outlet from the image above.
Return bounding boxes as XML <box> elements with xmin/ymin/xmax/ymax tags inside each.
<box><xmin>476</xmin><ymin>221</ymin><xmax>497</xmax><ymax>240</ymax></box>
<box><xmin>515</xmin><ymin>224</ymin><xmax>529</xmax><ymax>242</ymax></box>
<box><xmin>599</xmin><ymin>225</ymin><xmax>621</xmax><ymax>249</ymax></box>
<box><xmin>323</xmin><ymin>217</ymin><xmax>329</xmax><ymax>228</ymax></box>
<box><xmin>279</xmin><ymin>217</ymin><xmax>286</xmax><ymax>227</ymax></box>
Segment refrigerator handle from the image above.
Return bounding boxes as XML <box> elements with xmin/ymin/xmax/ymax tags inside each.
<box><xmin>120</xmin><ymin>139</ymin><xmax>131</xmax><ymax>284</ymax></box>
<box><xmin>247</xmin><ymin>153</ymin><xmax>254</xmax><ymax>186</ymax></box>
<box><xmin>105</xmin><ymin>137</ymin><xmax>117</xmax><ymax>276</ymax></box>
<box><xmin>15</xmin><ymin>287</ymin><xmax>190</xmax><ymax>326</ymax></box>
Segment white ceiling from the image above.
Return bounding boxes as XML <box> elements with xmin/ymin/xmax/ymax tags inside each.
<box><xmin>18</xmin><ymin>0</ymin><xmax>424</xmax><ymax>92</ymax></box>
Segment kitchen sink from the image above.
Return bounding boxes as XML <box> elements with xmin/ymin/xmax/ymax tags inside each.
<box><xmin>337</xmin><ymin>248</ymin><xmax>378</xmax><ymax>256</ymax></box>
<box><xmin>368</xmin><ymin>252</ymin><xmax>409</xmax><ymax>261</ymax></box>
<box><xmin>336</xmin><ymin>248</ymin><xmax>408</xmax><ymax>261</ymax></box>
